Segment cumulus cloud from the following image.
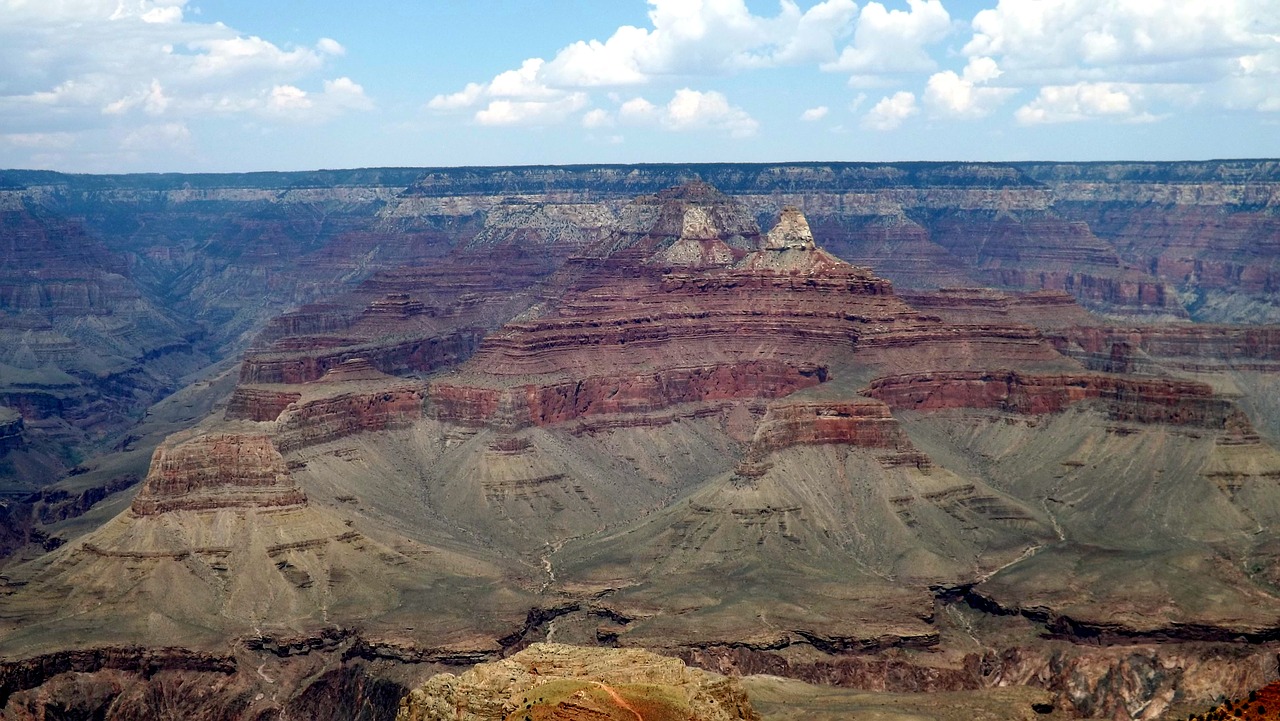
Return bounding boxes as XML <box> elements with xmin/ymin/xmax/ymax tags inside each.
<box><xmin>475</xmin><ymin>93</ymin><xmax>589</xmax><ymax>126</ymax></box>
<box><xmin>924</xmin><ymin>56</ymin><xmax>1017</xmax><ymax>118</ymax></box>
<box><xmin>823</xmin><ymin>0</ymin><xmax>952</xmax><ymax>76</ymax></box>
<box><xmin>801</xmin><ymin>105</ymin><xmax>829</xmax><ymax>121</ymax></box>
<box><xmin>862</xmin><ymin>91</ymin><xmax>918</xmax><ymax>130</ymax></box>
<box><xmin>536</xmin><ymin>0</ymin><xmax>859</xmax><ymax>85</ymax></box>
<box><xmin>1014</xmin><ymin>82</ymin><xmax>1152</xmax><ymax>124</ymax></box>
<box><xmin>618</xmin><ymin>97</ymin><xmax>660</xmax><ymax>123</ymax></box>
<box><xmin>581</xmin><ymin>108</ymin><xmax>613</xmax><ymax>129</ymax></box>
<box><xmin>427</xmin><ymin>0</ymin><xmax>858</xmax><ymax>131</ymax></box>
<box><xmin>663</xmin><ymin>88</ymin><xmax>758</xmax><ymax>137</ymax></box>
<box><xmin>957</xmin><ymin>0</ymin><xmax>1280</xmax><ymax>119</ymax></box>
<box><xmin>615</xmin><ymin>89</ymin><xmax>758</xmax><ymax>137</ymax></box>
<box><xmin>0</xmin><ymin>0</ymin><xmax>368</xmax><ymax>160</ymax></box>
<box><xmin>965</xmin><ymin>0</ymin><xmax>1273</xmax><ymax>74</ymax></box>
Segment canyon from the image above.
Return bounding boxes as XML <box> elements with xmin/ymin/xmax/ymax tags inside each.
<box><xmin>1</xmin><ymin>161</ymin><xmax>1279</xmax><ymax>719</ymax></box>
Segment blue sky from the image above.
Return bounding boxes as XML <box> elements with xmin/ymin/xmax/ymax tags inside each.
<box><xmin>1</xmin><ymin>0</ymin><xmax>1277</xmax><ymax>172</ymax></box>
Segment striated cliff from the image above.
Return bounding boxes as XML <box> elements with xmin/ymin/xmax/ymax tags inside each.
<box><xmin>864</xmin><ymin>370</ymin><xmax>1246</xmax><ymax>429</ymax></box>
<box><xmin>129</xmin><ymin>432</ymin><xmax>304</xmax><ymax>516</ymax></box>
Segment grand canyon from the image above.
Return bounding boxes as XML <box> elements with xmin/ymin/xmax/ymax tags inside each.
<box><xmin>2</xmin><ymin>161</ymin><xmax>1280</xmax><ymax>720</ymax></box>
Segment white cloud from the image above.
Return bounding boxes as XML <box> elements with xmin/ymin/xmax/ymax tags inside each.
<box><xmin>958</xmin><ymin>0</ymin><xmax>1280</xmax><ymax>119</ymax></box>
<box><xmin>615</xmin><ymin>89</ymin><xmax>757</xmax><ymax>137</ymax></box>
<box><xmin>489</xmin><ymin>58</ymin><xmax>560</xmax><ymax>99</ymax></box>
<box><xmin>618</xmin><ymin>97</ymin><xmax>659</xmax><ymax>123</ymax></box>
<box><xmin>1014</xmin><ymin>82</ymin><xmax>1142</xmax><ymax>124</ymax></box>
<box><xmin>426</xmin><ymin>0</ymin><xmax>861</xmax><ymax>130</ymax></box>
<box><xmin>316</xmin><ymin>37</ymin><xmax>345</xmax><ymax>56</ymax></box>
<box><xmin>140</xmin><ymin>5</ymin><xmax>183</xmax><ymax>24</ymax></box>
<box><xmin>475</xmin><ymin>93</ymin><xmax>589</xmax><ymax>126</ymax></box>
<box><xmin>862</xmin><ymin>91</ymin><xmax>917</xmax><ymax>130</ymax></box>
<box><xmin>662</xmin><ymin>88</ymin><xmax>758</xmax><ymax>137</ymax></box>
<box><xmin>0</xmin><ymin>0</ymin><xmax>367</xmax><ymax>144</ymax></box>
<box><xmin>322</xmin><ymin>77</ymin><xmax>372</xmax><ymax>111</ymax></box>
<box><xmin>801</xmin><ymin>105</ymin><xmax>829</xmax><ymax>121</ymax></box>
<box><xmin>102</xmin><ymin>78</ymin><xmax>169</xmax><ymax>115</ymax></box>
<box><xmin>924</xmin><ymin>56</ymin><xmax>1017</xmax><ymax>118</ymax></box>
<box><xmin>268</xmin><ymin>85</ymin><xmax>312</xmax><ymax>114</ymax></box>
<box><xmin>965</xmin><ymin>0</ymin><xmax>1273</xmax><ymax>73</ymax></box>
<box><xmin>256</xmin><ymin>77</ymin><xmax>372</xmax><ymax>121</ymax></box>
<box><xmin>823</xmin><ymin>0</ymin><xmax>952</xmax><ymax>75</ymax></box>
<box><xmin>428</xmin><ymin>83</ymin><xmax>484</xmax><ymax>111</ymax></box>
<box><xmin>582</xmin><ymin>108</ymin><xmax>613</xmax><ymax>128</ymax></box>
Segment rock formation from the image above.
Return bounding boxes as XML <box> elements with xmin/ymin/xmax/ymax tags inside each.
<box><xmin>397</xmin><ymin>642</ymin><xmax>759</xmax><ymax>721</ymax></box>
<box><xmin>129</xmin><ymin>432</ymin><xmax>304</xmax><ymax>515</ymax></box>
<box><xmin>3</xmin><ymin>168</ymin><xmax>1280</xmax><ymax>721</ymax></box>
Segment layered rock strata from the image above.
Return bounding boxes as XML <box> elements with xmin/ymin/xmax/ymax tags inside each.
<box><xmin>129</xmin><ymin>432</ymin><xmax>304</xmax><ymax>516</ymax></box>
<box><xmin>864</xmin><ymin>370</ymin><xmax>1245</xmax><ymax>428</ymax></box>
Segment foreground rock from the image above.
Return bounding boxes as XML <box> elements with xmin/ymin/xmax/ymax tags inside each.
<box><xmin>397</xmin><ymin>642</ymin><xmax>759</xmax><ymax>721</ymax></box>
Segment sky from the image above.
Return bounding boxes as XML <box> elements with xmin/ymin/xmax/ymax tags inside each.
<box><xmin>0</xmin><ymin>0</ymin><xmax>1277</xmax><ymax>173</ymax></box>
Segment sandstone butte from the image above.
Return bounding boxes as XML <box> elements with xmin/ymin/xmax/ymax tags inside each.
<box><xmin>2</xmin><ymin>175</ymin><xmax>1280</xmax><ymax>721</ymax></box>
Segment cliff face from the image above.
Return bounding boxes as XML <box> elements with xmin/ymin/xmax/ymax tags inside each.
<box><xmin>129</xmin><ymin>432</ymin><xmax>305</xmax><ymax>515</ymax></box>
<box><xmin>4</xmin><ymin>167</ymin><xmax>1280</xmax><ymax>721</ymax></box>
<box><xmin>3</xmin><ymin>160</ymin><xmax>1275</xmax><ymax>492</ymax></box>
<box><xmin>863</xmin><ymin>370</ymin><xmax>1246</xmax><ymax>429</ymax></box>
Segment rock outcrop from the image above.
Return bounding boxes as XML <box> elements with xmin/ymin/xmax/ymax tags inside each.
<box><xmin>864</xmin><ymin>370</ymin><xmax>1247</xmax><ymax>428</ymax></box>
<box><xmin>397</xmin><ymin>642</ymin><xmax>760</xmax><ymax>721</ymax></box>
<box><xmin>736</xmin><ymin>399</ymin><xmax>928</xmax><ymax>476</ymax></box>
<box><xmin>129</xmin><ymin>432</ymin><xmax>304</xmax><ymax>515</ymax></box>
<box><xmin>0</xmin><ymin>408</ymin><xmax>23</xmax><ymax>454</ymax></box>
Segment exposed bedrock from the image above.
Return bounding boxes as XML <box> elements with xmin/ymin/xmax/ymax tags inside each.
<box><xmin>864</xmin><ymin>370</ymin><xmax>1247</xmax><ymax>429</ymax></box>
<box><xmin>0</xmin><ymin>408</ymin><xmax>24</xmax><ymax>454</ymax></box>
<box><xmin>735</xmin><ymin>399</ymin><xmax>930</xmax><ymax>476</ymax></box>
<box><xmin>1056</xmin><ymin>325</ymin><xmax>1280</xmax><ymax>373</ymax></box>
<box><xmin>429</xmin><ymin>360</ymin><xmax>827</xmax><ymax>430</ymax></box>
<box><xmin>680</xmin><ymin>639</ymin><xmax>1278</xmax><ymax>721</ymax></box>
<box><xmin>238</xmin><ymin>328</ymin><xmax>483</xmax><ymax>384</ymax></box>
<box><xmin>129</xmin><ymin>432</ymin><xmax>304</xmax><ymax>516</ymax></box>
<box><xmin>274</xmin><ymin>386</ymin><xmax>425</xmax><ymax>452</ymax></box>
<box><xmin>223</xmin><ymin>386</ymin><xmax>302</xmax><ymax>422</ymax></box>
<box><xmin>397</xmin><ymin>642</ymin><xmax>761</xmax><ymax>721</ymax></box>
<box><xmin>983</xmin><ymin>268</ymin><xmax>1183</xmax><ymax>316</ymax></box>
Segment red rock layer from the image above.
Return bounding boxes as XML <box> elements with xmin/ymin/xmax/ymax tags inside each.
<box><xmin>734</xmin><ymin>399</ymin><xmax>933</xmax><ymax>477</ymax></box>
<box><xmin>897</xmin><ymin>288</ymin><xmax>1097</xmax><ymax>330</ymax></box>
<box><xmin>429</xmin><ymin>361</ymin><xmax>825</xmax><ymax>430</ymax></box>
<box><xmin>130</xmin><ymin>434</ymin><xmax>304</xmax><ymax>516</ymax></box>
<box><xmin>1059</xmin><ymin>325</ymin><xmax>1280</xmax><ymax>365</ymax></box>
<box><xmin>438</xmin><ymin>201</ymin><xmax>1077</xmax><ymax>431</ymax></box>
<box><xmin>747</xmin><ymin>399</ymin><xmax>912</xmax><ymax>455</ymax></box>
<box><xmin>224</xmin><ymin>387</ymin><xmax>302</xmax><ymax>422</ymax></box>
<box><xmin>467</xmin><ymin>262</ymin><xmax>907</xmax><ymax>379</ymax></box>
<box><xmin>275</xmin><ymin>385</ymin><xmax>425</xmax><ymax>452</ymax></box>
<box><xmin>239</xmin><ymin>329</ymin><xmax>483</xmax><ymax>384</ymax></box>
<box><xmin>864</xmin><ymin>370</ymin><xmax>1244</xmax><ymax>428</ymax></box>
